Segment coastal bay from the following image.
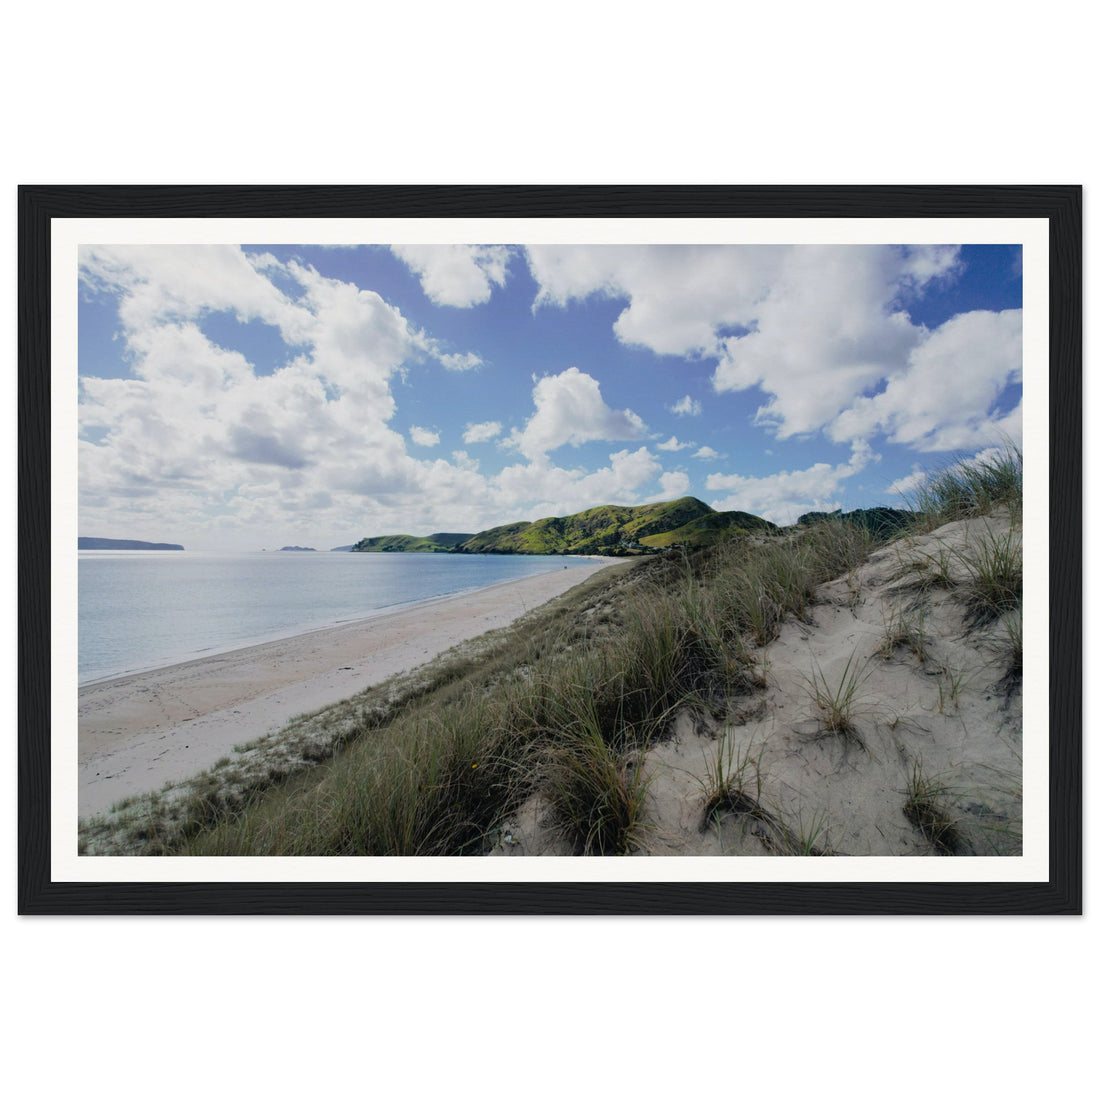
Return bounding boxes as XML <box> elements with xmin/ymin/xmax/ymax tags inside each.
<box><xmin>78</xmin><ymin>559</ymin><xmax>616</xmax><ymax>817</ymax></box>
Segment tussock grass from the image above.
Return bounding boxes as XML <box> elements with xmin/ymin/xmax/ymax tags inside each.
<box><xmin>699</xmin><ymin>732</ymin><xmax>763</xmax><ymax>825</ymax></box>
<box><xmin>906</xmin><ymin>442</ymin><xmax>1022</xmax><ymax>526</ymax></box>
<box><xmin>999</xmin><ymin>611</ymin><xmax>1023</xmax><ymax>694</ymax></box>
<box><xmin>903</xmin><ymin>761</ymin><xmax>970</xmax><ymax>855</ymax></box>
<box><xmin>699</xmin><ymin>733</ymin><xmax>831</xmax><ymax>855</ymax></box>
<box><xmin>878</xmin><ymin>605</ymin><xmax>930</xmax><ymax>663</ymax></box>
<box><xmin>956</xmin><ymin>527</ymin><xmax>1022</xmax><ymax>626</ymax></box>
<box><xmin>803</xmin><ymin>652</ymin><xmax>874</xmax><ymax>743</ymax></box>
<box><xmin>934</xmin><ymin>662</ymin><xmax>967</xmax><ymax>714</ymax></box>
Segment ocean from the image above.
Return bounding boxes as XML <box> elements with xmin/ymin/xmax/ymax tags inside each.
<box><xmin>78</xmin><ymin>550</ymin><xmax>592</xmax><ymax>684</ymax></box>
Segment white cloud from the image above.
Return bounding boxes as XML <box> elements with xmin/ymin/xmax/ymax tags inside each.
<box><xmin>434</xmin><ymin>349</ymin><xmax>483</xmax><ymax>372</ymax></box>
<box><xmin>78</xmin><ymin>248</ymin><xmax>463</xmax><ymax>546</ymax></box>
<box><xmin>494</xmin><ymin>447</ymin><xmax>662</xmax><ymax>517</ymax></box>
<box><xmin>706</xmin><ymin>441</ymin><xmax>878</xmax><ymax>524</ymax></box>
<box><xmin>830</xmin><ymin>309</ymin><xmax>1023</xmax><ymax>452</ymax></box>
<box><xmin>391</xmin><ymin>244</ymin><xmax>512</xmax><ymax>308</ymax></box>
<box><xmin>658</xmin><ymin>470</ymin><xmax>691</xmax><ymax>498</ymax></box>
<box><xmin>77</xmin><ymin>247</ymin><xmax>670</xmax><ymax>549</ymax></box>
<box><xmin>526</xmin><ymin>244</ymin><xmax>782</xmax><ymax>355</ymax></box>
<box><xmin>670</xmin><ymin>395</ymin><xmax>702</xmax><ymax>417</ymax></box>
<box><xmin>886</xmin><ymin>467</ymin><xmax>927</xmax><ymax>497</ymax></box>
<box><xmin>522</xmin><ymin>244</ymin><xmax>1018</xmax><ymax>451</ymax></box>
<box><xmin>711</xmin><ymin>246</ymin><xmax>959</xmax><ymax>439</ymax></box>
<box><xmin>409</xmin><ymin>426</ymin><xmax>440</xmax><ymax>447</ymax></box>
<box><xmin>505</xmin><ymin>367</ymin><xmax>648</xmax><ymax>460</ymax></box>
<box><xmin>80</xmin><ymin>244</ymin><xmax>313</xmax><ymax>341</ymax></box>
<box><xmin>463</xmin><ymin>420</ymin><xmax>503</xmax><ymax>444</ymax></box>
<box><xmin>657</xmin><ymin>436</ymin><xmax>693</xmax><ymax>452</ymax></box>
<box><xmin>693</xmin><ymin>446</ymin><xmax>721</xmax><ymax>460</ymax></box>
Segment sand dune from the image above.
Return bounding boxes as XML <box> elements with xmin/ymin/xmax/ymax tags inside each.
<box><xmin>491</xmin><ymin>511</ymin><xmax>1023</xmax><ymax>857</ymax></box>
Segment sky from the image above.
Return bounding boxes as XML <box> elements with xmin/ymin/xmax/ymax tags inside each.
<box><xmin>77</xmin><ymin>242</ymin><xmax>1023</xmax><ymax>552</ymax></box>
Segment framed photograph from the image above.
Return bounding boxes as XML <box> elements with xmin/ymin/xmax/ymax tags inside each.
<box><xmin>19</xmin><ymin>185</ymin><xmax>1081</xmax><ymax>914</ymax></box>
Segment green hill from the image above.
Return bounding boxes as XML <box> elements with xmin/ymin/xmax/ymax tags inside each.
<box><xmin>351</xmin><ymin>532</ymin><xmax>474</xmax><ymax>553</ymax></box>
<box><xmin>353</xmin><ymin>499</ymin><xmax>776</xmax><ymax>557</ymax></box>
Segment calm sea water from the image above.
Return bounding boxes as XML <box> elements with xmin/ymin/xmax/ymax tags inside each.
<box><xmin>78</xmin><ymin>550</ymin><xmax>591</xmax><ymax>684</ymax></box>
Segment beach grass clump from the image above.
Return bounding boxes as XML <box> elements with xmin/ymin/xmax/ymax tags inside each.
<box><xmin>999</xmin><ymin>611</ymin><xmax>1023</xmax><ymax>694</ymax></box>
<box><xmin>902</xmin><ymin>761</ymin><xmax>969</xmax><ymax>855</ymax></box>
<box><xmin>803</xmin><ymin>652</ymin><xmax>873</xmax><ymax>741</ymax></box>
<box><xmin>934</xmin><ymin>661</ymin><xmax>967</xmax><ymax>713</ymax></box>
<box><xmin>536</xmin><ymin>704</ymin><xmax>652</xmax><ymax>856</ymax></box>
<box><xmin>955</xmin><ymin>526</ymin><xmax>1022</xmax><ymax>627</ymax></box>
<box><xmin>699</xmin><ymin>732</ymin><xmax>763</xmax><ymax>826</ymax></box>
<box><xmin>907</xmin><ymin>442</ymin><xmax>1022</xmax><ymax>525</ymax></box>
<box><xmin>699</xmin><ymin>733</ymin><xmax>830</xmax><ymax>855</ymax></box>
<box><xmin>878</xmin><ymin>605</ymin><xmax>930</xmax><ymax>663</ymax></box>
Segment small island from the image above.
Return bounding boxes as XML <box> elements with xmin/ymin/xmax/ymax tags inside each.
<box><xmin>278</xmin><ymin>546</ymin><xmax>317</xmax><ymax>552</ymax></box>
<box><xmin>79</xmin><ymin>537</ymin><xmax>184</xmax><ymax>551</ymax></box>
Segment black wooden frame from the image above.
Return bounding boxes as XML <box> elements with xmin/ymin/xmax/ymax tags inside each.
<box><xmin>18</xmin><ymin>185</ymin><xmax>1082</xmax><ymax>914</ymax></box>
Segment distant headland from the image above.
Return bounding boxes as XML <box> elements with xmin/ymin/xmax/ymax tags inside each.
<box><xmin>350</xmin><ymin>498</ymin><xmax>777</xmax><ymax>557</ymax></box>
<box><xmin>79</xmin><ymin>537</ymin><xmax>184</xmax><ymax>551</ymax></box>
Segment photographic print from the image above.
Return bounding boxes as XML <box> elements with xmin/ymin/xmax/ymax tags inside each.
<box><xmin>19</xmin><ymin>186</ymin><xmax>1081</xmax><ymax>913</ymax></box>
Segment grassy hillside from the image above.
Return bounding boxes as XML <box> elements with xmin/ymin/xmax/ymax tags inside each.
<box><xmin>351</xmin><ymin>532</ymin><xmax>473</xmax><ymax>553</ymax></box>
<box><xmin>361</xmin><ymin>499</ymin><xmax>777</xmax><ymax>557</ymax></box>
<box><xmin>638</xmin><ymin>509</ymin><xmax>777</xmax><ymax>549</ymax></box>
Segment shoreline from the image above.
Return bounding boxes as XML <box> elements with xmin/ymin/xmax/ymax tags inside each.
<box><xmin>78</xmin><ymin>558</ymin><xmax>617</xmax><ymax>817</ymax></box>
<box><xmin>79</xmin><ymin>553</ymin><xmax>614</xmax><ymax>686</ymax></box>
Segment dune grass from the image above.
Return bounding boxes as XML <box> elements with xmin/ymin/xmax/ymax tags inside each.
<box><xmin>878</xmin><ymin>605</ymin><xmax>930</xmax><ymax>663</ymax></box>
<box><xmin>956</xmin><ymin>527</ymin><xmax>1023</xmax><ymax>626</ymax></box>
<box><xmin>906</xmin><ymin>441</ymin><xmax>1022</xmax><ymax>526</ymax></box>
<box><xmin>903</xmin><ymin>761</ymin><xmax>970</xmax><ymax>855</ymax></box>
<box><xmin>804</xmin><ymin>651</ymin><xmax>874</xmax><ymax>742</ymax></box>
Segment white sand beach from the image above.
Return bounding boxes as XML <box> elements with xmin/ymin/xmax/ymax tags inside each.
<box><xmin>78</xmin><ymin>560</ymin><xmax>616</xmax><ymax>817</ymax></box>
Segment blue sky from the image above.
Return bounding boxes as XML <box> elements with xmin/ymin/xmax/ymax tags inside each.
<box><xmin>77</xmin><ymin>242</ymin><xmax>1023</xmax><ymax>551</ymax></box>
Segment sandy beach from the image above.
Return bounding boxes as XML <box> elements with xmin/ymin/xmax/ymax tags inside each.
<box><xmin>78</xmin><ymin>560</ymin><xmax>616</xmax><ymax>817</ymax></box>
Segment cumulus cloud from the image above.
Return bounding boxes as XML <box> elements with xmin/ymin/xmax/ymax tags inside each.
<box><xmin>77</xmin><ymin>247</ymin><xmax>474</xmax><ymax>544</ymax></box>
<box><xmin>80</xmin><ymin>244</ymin><xmax>313</xmax><ymax>341</ymax></box>
<box><xmin>693</xmin><ymin>446</ymin><xmax>721</xmax><ymax>460</ymax></box>
<box><xmin>526</xmin><ymin>244</ymin><xmax>782</xmax><ymax>355</ymax></box>
<box><xmin>711</xmin><ymin>246</ymin><xmax>962</xmax><ymax>439</ymax></box>
<box><xmin>391</xmin><ymin>244</ymin><xmax>512</xmax><ymax>307</ymax></box>
<box><xmin>494</xmin><ymin>446</ymin><xmax>662</xmax><ymax>517</ymax></box>
<box><xmin>657</xmin><ymin>436</ymin><xmax>693</xmax><ymax>452</ymax></box>
<box><xmin>434</xmin><ymin>349</ymin><xmax>483</xmax><ymax>372</ymax></box>
<box><xmin>409</xmin><ymin>426</ymin><xmax>441</xmax><ymax>447</ymax></box>
<box><xmin>658</xmin><ymin>470</ymin><xmax>691</xmax><ymax>498</ymax></box>
<box><xmin>77</xmin><ymin>248</ymin><xmax>674</xmax><ymax>548</ymax></box>
<box><xmin>830</xmin><ymin>309</ymin><xmax>1023</xmax><ymax>451</ymax></box>
<box><xmin>670</xmin><ymin>395</ymin><xmax>702</xmax><ymax>417</ymax></box>
<box><xmin>505</xmin><ymin>367</ymin><xmax>648</xmax><ymax>460</ymax></box>
<box><xmin>706</xmin><ymin>440</ymin><xmax>878</xmax><ymax>524</ymax></box>
<box><xmin>523</xmin><ymin>244</ymin><xmax>1020</xmax><ymax>452</ymax></box>
<box><xmin>463</xmin><ymin>420</ymin><xmax>503</xmax><ymax>444</ymax></box>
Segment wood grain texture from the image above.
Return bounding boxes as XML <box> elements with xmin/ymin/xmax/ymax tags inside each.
<box><xmin>18</xmin><ymin>185</ymin><xmax>1082</xmax><ymax>915</ymax></box>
